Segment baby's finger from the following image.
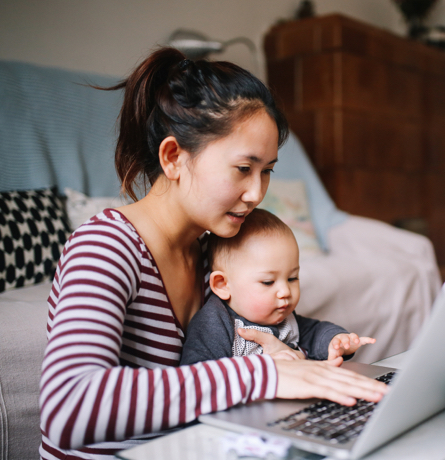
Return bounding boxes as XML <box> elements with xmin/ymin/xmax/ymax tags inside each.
<box><xmin>325</xmin><ymin>356</ymin><xmax>344</xmax><ymax>367</ymax></box>
<box><xmin>331</xmin><ymin>336</ymin><xmax>343</xmax><ymax>350</ymax></box>
<box><xmin>327</xmin><ymin>348</ymin><xmax>342</xmax><ymax>360</ymax></box>
<box><xmin>359</xmin><ymin>337</ymin><xmax>377</xmax><ymax>345</ymax></box>
<box><xmin>349</xmin><ymin>333</ymin><xmax>360</xmax><ymax>344</ymax></box>
<box><xmin>339</xmin><ymin>335</ymin><xmax>351</xmax><ymax>350</ymax></box>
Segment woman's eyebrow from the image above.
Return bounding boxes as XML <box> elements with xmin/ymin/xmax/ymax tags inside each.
<box><xmin>240</xmin><ymin>155</ymin><xmax>278</xmax><ymax>165</ymax></box>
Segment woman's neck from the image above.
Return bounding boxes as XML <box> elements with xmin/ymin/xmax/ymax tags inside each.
<box><xmin>118</xmin><ymin>177</ymin><xmax>203</xmax><ymax>258</ymax></box>
<box><xmin>116</xmin><ymin>178</ymin><xmax>204</xmax><ymax>329</ymax></box>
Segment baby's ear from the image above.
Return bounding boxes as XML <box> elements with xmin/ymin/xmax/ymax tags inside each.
<box><xmin>210</xmin><ymin>271</ymin><xmax>231</xmax><ymax>300</ymax></box>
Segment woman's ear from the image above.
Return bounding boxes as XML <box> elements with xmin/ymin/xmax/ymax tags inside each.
<box><xmin>210</xmin><ymin>271</ymin><xmax>231</xmax><ymax>300</ymax></box>
<box><xmin>158</xmin><ymin>136</ymin><xmax>187</xmax><ymax>180</ymax></box>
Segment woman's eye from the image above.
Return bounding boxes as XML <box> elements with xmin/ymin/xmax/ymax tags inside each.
<box><xmin>237</xmin><ymin>166</ymin><xmax>251</xmax><ymax>173</ymax></box>
<box><xmin>261</xmin><ymin>281</ymin><xmax>274</xmax><ymax>286</ymax></box>
<box><xmin>262</xmin><ymin>168</ymin><xmax>275</xmax><ymax>175</ymax></box>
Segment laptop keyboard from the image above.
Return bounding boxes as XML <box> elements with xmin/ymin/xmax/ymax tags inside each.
<box><xmin>268</xmin><ymin>371</ymin><xmax>395</xmax><ymax>445</ymax></box>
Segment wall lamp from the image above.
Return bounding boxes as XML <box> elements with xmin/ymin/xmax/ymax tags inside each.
<box><xmin>166</xmin><ymin>29</ymin><xmax>259</xmax><ymax>75</ymax></box>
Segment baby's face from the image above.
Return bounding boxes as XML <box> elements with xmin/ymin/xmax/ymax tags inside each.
<box><xmin>223</xmin><ymin>231</ymin><xmax>300</xmax><ymax>326</ymax></box>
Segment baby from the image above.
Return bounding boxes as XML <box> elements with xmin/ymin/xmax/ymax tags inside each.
<box><xmin>180</xmin><ymin>208</ymin><xmax>375</xmax><ymax>365</ymax></box>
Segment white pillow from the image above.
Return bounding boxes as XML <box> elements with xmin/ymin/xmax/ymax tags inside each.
<box><xmin>258</xmin><ymin>179</ymin><xmax>323</xmax><ymax>259</ymax></box>
<box><xmin>64</xmin><ymin>188</ymin><xmax>129</xmax><ymax>230</ymax></box>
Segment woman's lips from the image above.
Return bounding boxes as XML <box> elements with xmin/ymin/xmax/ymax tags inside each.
<box><xmin>227</xmin><ymin>211</ymin><xmax>247</xmax><ymax>223</ymax></box>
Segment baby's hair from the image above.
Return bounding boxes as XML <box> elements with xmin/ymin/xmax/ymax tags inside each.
<box><xmin>97</xmin><ymin>47</ymin><xmax>289</xmax><ymax>201</ymax></box>
<box><xmin>208</xmin><ymin>208</ymin><xmax>294</xmax><ymax>271</ymax></box>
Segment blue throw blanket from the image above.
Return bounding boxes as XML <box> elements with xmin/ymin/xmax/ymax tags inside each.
<box><xmin>0</xmin><ymin>60</ymin><xmax>122</xmax><ymax>197</ymax></box>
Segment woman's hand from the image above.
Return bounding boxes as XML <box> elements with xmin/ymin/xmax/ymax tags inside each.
<box><xmin>238</xmin><ymin>327</ymin><xmax>388</xmax><ymax>406</ymax></box>
<box><xmin>237</xmin><ymin>328</ymin><xmax>305</xmax><ymax>360</ymax></box>
<box><xmin>270</xmin><ymin>349</ymin><xmax>306</xmax><ymax>361</ymax></box>
<box><xmin>274</xmin><ymin>357</ymin><xmax>389</xmax><ymax>406</ymax></box>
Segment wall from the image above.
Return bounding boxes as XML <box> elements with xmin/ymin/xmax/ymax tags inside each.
<box><xmin>2</xmin><ymin>0</ymin><xmax>442</xmax><ymax>80</ymax></box>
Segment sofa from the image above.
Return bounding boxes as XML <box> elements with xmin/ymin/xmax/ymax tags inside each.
<box><xmin>0</xmin><ymin>60</ymin><xmax>442</xmax><ymax>460</ymax></box>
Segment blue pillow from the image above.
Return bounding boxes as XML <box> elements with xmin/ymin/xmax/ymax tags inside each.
<box><xmin>274</xmin><ymin>132</ymin><xmax>348</xmax><ymax>250</ymax></box>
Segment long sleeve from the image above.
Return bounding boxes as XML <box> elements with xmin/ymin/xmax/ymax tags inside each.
<box><xmin>39</xmin><ymin>211</ymin><xmax>277</xmax><ymax>457</ymax></box>
<box><xmin>296</xmin><ymin>313</ymin><xmax>348</xmax><ymax>360</ymax></box>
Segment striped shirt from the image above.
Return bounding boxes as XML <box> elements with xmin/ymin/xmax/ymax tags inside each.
<box><xmin>39</xmin><ymin>209</ymin><xmax>277</xmax><ymax>460</ymax></box>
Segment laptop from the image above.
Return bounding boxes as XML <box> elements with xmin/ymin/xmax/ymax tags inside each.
<box><xmin>199</xmin><ymin>283</ymin><xmax>445</xmax><ymax>459</ymax></box>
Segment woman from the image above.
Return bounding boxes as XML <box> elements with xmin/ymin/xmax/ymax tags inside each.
<box><xmin>39</xmin><ymin>48</ymin><xmax>387</xmax><ymax>460</ymax></box>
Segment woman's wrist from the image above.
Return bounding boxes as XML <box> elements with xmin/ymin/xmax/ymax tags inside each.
<box><xmin>257</xmin><ymin>353</ymin><xmax>279</xmax><ymax>400</ymax></box>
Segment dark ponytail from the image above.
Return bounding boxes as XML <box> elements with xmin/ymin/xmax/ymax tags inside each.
<box><xmin>103</xmin><ymin>47</ymin><xmax>288</xmax><ymax>201</ymax></box>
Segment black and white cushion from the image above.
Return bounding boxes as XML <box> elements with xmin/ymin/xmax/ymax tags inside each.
<box><xmin>0</xmin><ymin>187</ymin><xmax>71</xmax><ymax>292</ymax></box>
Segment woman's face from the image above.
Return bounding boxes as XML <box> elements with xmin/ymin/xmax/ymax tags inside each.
<box><xmin>181</xmin><ymin>110</ymin><xmax>279</xmax><ymax>238</ymax></box>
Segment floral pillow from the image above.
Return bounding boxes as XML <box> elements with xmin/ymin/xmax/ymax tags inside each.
<box><xmin>259</xmin><ymin>179</ymin><xmax>323</xmax><ymax>259</ymax></box>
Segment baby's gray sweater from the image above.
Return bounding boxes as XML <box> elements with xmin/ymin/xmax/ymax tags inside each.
<box><xmin>180</xmin><ymin>294</ymin><xmax>348</xmax><ymax>365</ymax></box>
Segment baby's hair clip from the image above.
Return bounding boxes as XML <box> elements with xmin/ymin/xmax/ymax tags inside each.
<box><xmin>179</xmin><ymin>59</ymin><xmax>191</xmax><ymax>70</ymax></box>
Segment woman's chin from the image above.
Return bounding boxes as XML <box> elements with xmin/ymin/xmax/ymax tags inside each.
<box><xmin>210</xmin><ymin>222</ymin><xmax>242</xmax><ymax>239</ymax></box>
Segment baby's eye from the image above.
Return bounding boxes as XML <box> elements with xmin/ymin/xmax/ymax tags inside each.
<box><xmin>261</xmin><ymin>280</ymin><xmax>274</xmax><ymax>286</ymax></box>
<box><xmin>288</xmin><ymin>277</ymin><xmax>299</xmax><ymax>282</ymax></box>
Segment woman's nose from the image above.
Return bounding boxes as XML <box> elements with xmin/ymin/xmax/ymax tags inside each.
<box><xmin>242</xmin><ymin>176</ymin><xmax>265</xmax><ymax>206</ymax></box>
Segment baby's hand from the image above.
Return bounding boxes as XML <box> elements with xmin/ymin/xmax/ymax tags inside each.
<box><xmin>328</xmin><ymin>333</ymin><xmax>376</xmax><ymax>360</ymax></box>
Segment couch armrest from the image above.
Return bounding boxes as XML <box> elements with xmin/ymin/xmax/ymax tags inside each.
<box><xmin>297</xmin><ymin>216</ymin><xmax>442</xmax><ymax>363</ymax></box>
<box><xmin>329</xmin><ymin>215</ymin><xmax>442</xmax><ymax>294</ymax></box>
<box><xmin>329</xmin><ymin>215</ymin><xmax>438</xmax><ymax>260</ymax></box>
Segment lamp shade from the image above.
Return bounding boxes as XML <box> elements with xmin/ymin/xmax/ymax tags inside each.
<box><xmin>167</xmin><ymin>30</ymin><xmax>224</xmax><ymax>59</ymax></box>
<box><xmin>166</xmin><ymin>29</ymin><xmax>259</xmax><ymax>75</ymax></box>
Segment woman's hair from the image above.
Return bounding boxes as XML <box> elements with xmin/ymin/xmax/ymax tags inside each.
<box><xmin>102</xmin><ymin>47</ymin><xmax>288</xmax><ymax>201</ymax></box>
<box><xmin>207</xmin><ymin>208</ymin><xmax>294</xmax><ymax>271</ymax></box>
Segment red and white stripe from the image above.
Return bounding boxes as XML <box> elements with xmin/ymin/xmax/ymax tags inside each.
<box><xmin>39</xmin><ymin>209</ymin><xmax>277</xmax><ymax>459</ymax></box>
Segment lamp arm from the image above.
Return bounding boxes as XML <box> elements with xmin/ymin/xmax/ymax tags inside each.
<box><xmin>222</xmin><ymin>37</ymin><xmax>260</xmax><ymax>77</ymax></box>
<box><xmin>223</xmin><ymin>37</ymin><xmax>256</xmax><ymax>53</ymax></box>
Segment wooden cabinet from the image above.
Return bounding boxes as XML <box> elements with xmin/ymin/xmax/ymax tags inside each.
<box><xmin>264</xmin><ymin>13</ymin><xmax>445</xmax><ymax>265</ymax></box>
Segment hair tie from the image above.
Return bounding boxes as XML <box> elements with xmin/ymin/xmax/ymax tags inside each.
<box><xmin>179</xmin><ymin>59</ymin><xmax>191</xmax><ymax>70</ymax></box>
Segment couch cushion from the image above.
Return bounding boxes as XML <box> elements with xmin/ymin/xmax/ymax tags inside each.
<box><xmin>0</xmin><ymin>281</ymin><xmax>51</xmax><ymax>460</ymax></box>
<box><xmin>64</xmin><ymin>187</ymin><xmax>129</xmax><ymax>230</ymax></box>
<box><xmin>0</xmin><ymin>187</ymin><xmax>71</xmax><ymax>292</ymax></box>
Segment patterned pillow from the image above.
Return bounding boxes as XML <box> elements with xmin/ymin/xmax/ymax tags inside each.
<box><xmin>64</xmin><ymin>187</ymin><xmax>129</xmax><ymax>230</ymax></box>
<box><xmin>259</xmin><ymin>179</ymin><xmax>323</xmax><ymax>259</ymax></box>
<box><xmin>0</xmin><ymin>187</ymin><xmax>71</xmax><ymax>292</ymax></box>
